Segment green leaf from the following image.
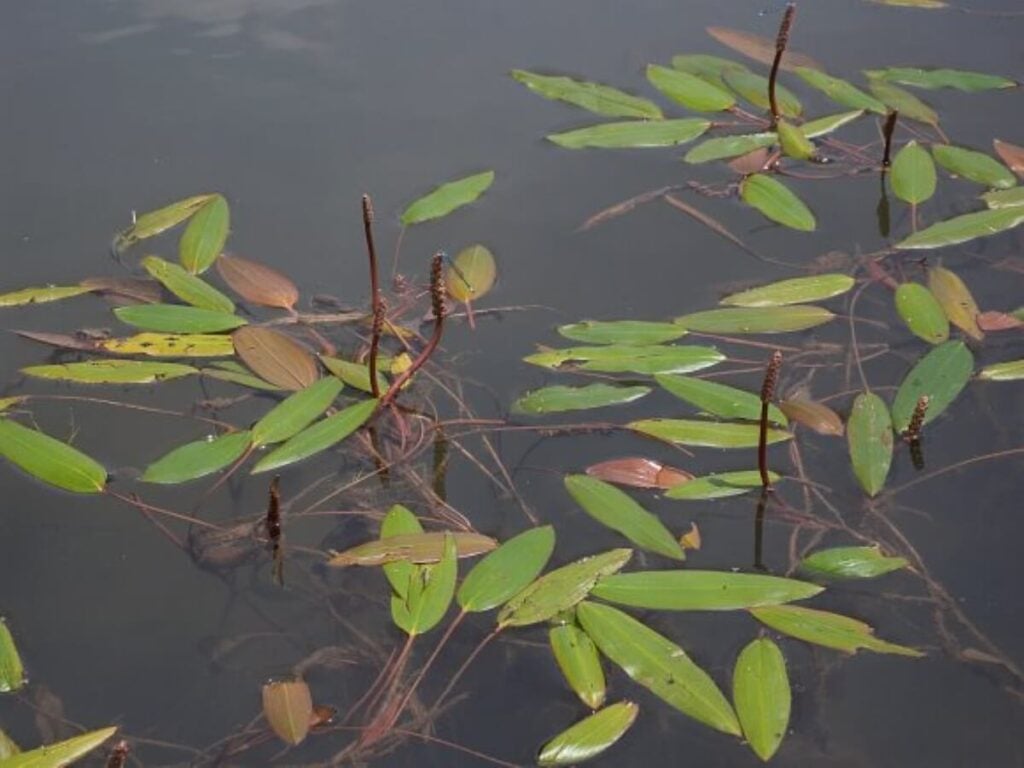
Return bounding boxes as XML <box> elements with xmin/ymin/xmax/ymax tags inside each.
<box><xmin>656</xmin><ymin>374</ymin><xmax>786</xmax><ymax>425</ymax></box>
<box><xmin>723</xmin><ymin>68</ymin><xmax>802</xmax><ymax>118</ymax></box>
<box><xmin>750</xmin><ymin>604</ymin><xmax>924</xmax><ymax>656</ymax></box>
<box><xmin>846</xmin><ymin>392</ymin><xmax>893</xmax><ymax>497</ymax></box>
<box><xmin>0</xmin><ymin>728</ymin><xmax>18</xmax><ymax>759</ymax></box>
<box><xmin>457</xmin><ymin>526</ymin><xmax>555</xmax><ymax>613</ymax></box>
<box><xmin>513</xmin><ymin>384</ymin><xmax>651</xmax><ymax>415</ymax></box>
<box><xmin>675</xmin><ymin>305</ymin><xmax>833</xmax><ymax>333</ymax></box>
<box><xmin>497</xmin><ymin>549</ymin><xmax>632</xmax><ymax>628</ymax></box>
<box><xmin>565</xmin><ymin>475</ymin><xmax>684</xmax><ymax>560</ymax></box>
<box><xmin>141</xmin><ymin>255</ymin><xmax>234</xmax><ymax>312</ymax></box>
<box><xmin>800</xmin><ymin>545</ymin><xmax>908</xmax><ymax>579</ymax></box>
<box><xmin>549</xmin><ymin>623</ymin><xmax>607</xmax><ymax>710</ymax></box>
<box><xmin>251</xmin><ymin>378</ymin><xmax>344</xmax><ymax>447</ymax></box>
<box><xmin>630</xmin><ymin>419</ymin><xmax>791</xmax><ymax>449</ymax></box>
<box><xmin>203</xmin><ymin>363</ymin><xmax>283</xmax><ymax>391</ymax></box>
<box><xmin>0</xmin><ymin>620</ymin><xmax>25</xmax><ymax>692</ymax></box>
<box><xmin>979</xmin><ymin>360</ymin><xmax>1024</xmax><ymax>381</ymax></box>
<box><xmin>391</xmin><ymin>533</ymin><xmax>458</xmax><ymax>636</ymax></box>
<box><xmin>115</xmin><ymin>194</ymin><xmax>214</xmax><ymax>246</ymax></box>
<box><xmin>558</xmin><ymin>320</ymin><xmax>686</xmax><ymax>345</ymax></box>
<box><xmin>0</xmin><ymin>727</ymin><xmax>118</xmax><ymax>768</ymax></box>
<box><xmin>538</xmin><ymin>701</ymin><xmax>637</xmax><ymax>767</ymax></box>
<box><xmin>401</xmin><ymin>171</ymin><xmax>495</xmax><ymax>225</ymax></box>
<box><xmin>982</xmin><ymin>187</ymin><xmax>1024</xmax><ymax>209</ymax></box>
<box><xmin>446</xmin><ymin>244</ymin><xmax>496</xmax><ymax>303</ymax></box>
<box><xmin>576</xmin><ymin>601</ymin><xmax>741</xmax><ymax>735</ymax></box>
<box><xmin>511</xmin><ymin>70</ymin><xmax>662</xmax><ymax>119</ymax></box>
<box><xmin>801</xmin><ymin>110</ymin><xmax>863</xmax><ymax>138</ymax></box>
<box><xmin>548</xmin><ymin>119</ymin><xmax>710</xmax><ymax>149</ymax></box>
<box><xmin>733</xmin><ymin>638</ymin><xmax>790</xmax><ymax>761</ymax></box>
<box><xmin>777</xmin><ymin>120</ymin><xmax>815</xmax><ymax>160</ymax></box>
<box><xmin>684</xmin><ymin>133</ymin><xmax>776</xmax><ymax>164</ymax></box>
<box><xmin>114</xmin><ymin>304</ymin><xmax>246</xmax><ymax>333</ymax></box>
<box><xmin>891</xmin><ymin>341</ymin><xmax>973</xmax><ymax>432</ymax></box>
<box><xmin>141</xmin><ymin>430</ymin><xmax>252</xmax><ymax>484</ymax></box>
<box><xmin>179</xmin><ymin>194</ymin><xmax>229</xmax><ymax>274</ymax></box>
<box><xmin>894</xmin><ymin>283</ymin><xmax>949</xmax><ymax>344</ymax></box>
<box><xmin>869</xmin><ymin>0</ymin><xmax>947</xmax><ymax>8</ymax></box>
<box><xmin>0</xmin><ymin>419</ymin><xmax>107</xmax><ymax>494</ymax></box>
<box><xmin>890</xmin><ymin>141</ymin><xmax>937</xmax><ymax>204</ymax></box>
<box><xmin>671</xmin><ymin>53</ymin><xmax>745</xmax><ymax>90</ymax></box>
<box><xmin>867</xmin><ymin>79</ymin><xmax>938</xmax><ymax>125</ymax></box>
<box><xmin>321</xmin><ymin>356</ymin><xmax>388</xmax><ymax>394</ymax></box>
<box><xmin>251</xmin><ymin>399</ymin><xmax>377</xmax><ymax>473</ymax></box>
<box><xmin>665</xmin><ymin>470</ymin><xmax>779</xmax><ymax>500</ymax></box>
<box><xmin>591</xmin><ymin>571</ymin><xmax>821</xmax><ymax>611</ymax></box>
<box><xmin>646</xmin><ymin>65</ymin><xmax>735</xmax><ymax>112</ymax></box>
<box><xmin>0</xmin><ymin>285</ymin><xmax>91</xmax><ymax>308</ymax></box>
<box><xmin>21</xmin><ymin>360</ymin><xmax>198</xmax><ymax>384</ymax></box>
<box><xmin>932</xmin><ymin>145</ymin><xmax>1017</xmax><ymax>189</ymax></box>
<box><xmin>524</xmin><ymin>344</ymin><xmax>724</xmax><ymax>375</ymax></box>
<box><xmin>740</xmin><ymin>174</ymin><xmax>817</xmax><ymax>231</ymax></box>
<box><xmin>380</xmin><ymin>505</ymin><xmax>424</xmax><ymax>600</ymax></box>
<box><xmin>897</xmin><ymin>207</ymin><xmax>1024</xmax><ymax>249</ymax></box>
<box><xmin>721</xmin><ymin>275</ymin><xmax>854</xmax><ymax>307</ymax></box>
<box><xmin>865</xmin><ymin>67</ymin><xmax>1016</xmax><ymax>92</ymax></box>
<box><xmin>794</xmin><ymin>68</ymin><xmax>886</xmax><ymax>113</ymax></box>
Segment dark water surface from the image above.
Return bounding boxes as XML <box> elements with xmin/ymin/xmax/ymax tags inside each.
<box><xmin>1</xmin><ymin>1</ymin><xmax>1023</xmax><ymax>766</ymax></box>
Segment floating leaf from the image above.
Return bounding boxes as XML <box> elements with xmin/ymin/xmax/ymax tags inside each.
<box><xmin>0</xmin><ymin>285</ymin><xmax>91</xmax><ymax>308</ymax></box>
<box><xmin>497</xmin><ymin>549</ymin><xmax>632</xmax><ymax>629</ymax></box>
<box><xmin>675</xmin><ymin>305</ymin><xmax>833</xmax><ymax>333</ymax></box>
<box><xmin>511</xmin><ymin>70</ymin><xmax>662</xmax><ymax>119</ymax></box>
<box><xmin>977</xmin><ymin>310</ymin><xmax>1024</xmax><ymax>332</ymax></box>
<box><xmin>233</xmin><ymin>327</ymin><xmax>319</xmax><ymax>391</ymax></box>
<box><xmin>0</xmin><ymin>397</ymin><xmax>22</xmax><ymax>414</ymax></box>
<box><xmin>979</xmin><ymin>360</ymin><xmax>1024</xmax><ymax>380</ymax></box>
<box><xmin>262</xmin><ymin>680</ymin><xmax>313</xmax><ymax>746</ymax></box>
<box><xmin>513</xmin><ymin>384</ymin><xmax>651</xmax><ymax>415</ymax></box>
<box><xmin>656</xmin><ymin>374</ymin><xmax>787</xmax><ymax>425</ymax></box>
<box><xmin>733</xmin><ymin>638</ymin><xmax>790</xmax><ymax>762</ymax></box>
<box><xmin>870</xmin><ymin>0</ymin><xmax>947</xmax><ymax>7</ymax></box>
<box><xmin>525</xmin><ymin>344</ymin><xmax>724</xmax><ymax>375</ymax></box>
<box><xmin>846</xmin><ymin>392</ymin><xmax>893</xmax><ymax>497</ymax></box>
<box><xmin>671</xmin><ymin>53</ymin><xmax>745</xmax><ymax>90</ymax></box>
<box><xmin>779</xmin><ymin>397</ymin><xmax>844</xmax><ymax>436</ymax></box>
<box><xmin>891</xmin><ymin>141</ymin><xmax>937</xmax><ymax>204</ymax></box>
<box><xmin>927</xmin><ymin>265</ymin><xmax>983</xmax><ymax>341</ymax></box>
<box><xmin>801</xmin><ymin>110</ymin><xmax>863</xmax><ymax>138</ymax></box>
<box><xmin>865</xmin><ymin>67</ymin><xmax>1016</xmax><ymax>92</ymax></box>
<box><xmin>891</xmin><ymin>341</ymin><xmax>973</xmax><ymax>432</ymax></box>
<box><xmin>631</xmin><ymin>419</ymin><xmax>791</xmax><ymax>449</ymax></box>
<box><xmin>577</xmin><ymin>601</ymin><xmax>741</xmax><ymax>735</ymax></box>
<box><xmin>591</xmin><ymin>571</ymin><xmax>821</xmax><ymax>611</ymax></box>
<box><xmin>729</xmin><ymin>148</ymin><xmax>771</xmax><ymax>175</ymax></box>
<box><xmin>0</xmin><ymin>727</ymin><xmax>118</xmax><ymax>768</ymax></box>
<box><xmin>457</xmin><ymin>526</ymin><xmax>555</xmax><ymax>612</ymax></box>
<box><xmin>549</xmin><ymin>623</ymin><xmax>607</xmax><ymax>710</ymax></box>
<box><xmin>75</xmin><ymin>276</ymin><xmax>162</xmax><ymax>306</ymax></box>
<box><xmin>252</xmin><ymin>399</ymin><xmax>376</xmax><ymax>473</ymax></box>
<box><xmin>0</xmin><ymin>419</ymin><xmax>106</xmax><ymax>493</ymax></box>
<box><xmin>993</xmin><ymin>139</ymin><xmax>1024</xmax><ymax>177</ymax></box>
<box><xmin>894</xmin><ymin>283</ymin><xmax>949</xmax><ymax>344</ymax></box>
<box><xmin>380</xmin><ymin>504</ymin><xmax>424</xmax><ymax>600</ymax></box>
<box><xmin>116</xmin><ymin>194</ymin><xmax>215</xmax><ymax>246</ymax></box>
<box><xmin>100</xmin><ymin>332</ymin><xmax>234</xmax><ymax>357</ymax></box>
<box><xmin>706</xmin><ymin>26</ymin><xmax>821</xmax><ymax>72</ymax></box>
<box><xmin>114</xmin><ymin>304</ymin><xmax>246</xmax><ymax>333</ymax></box>
<box><xmin>750</xmin><ymin>604</ymin><xmax>923</xmax><ymax>656</ymax></box>
<box><xmin>665</xmin><ymin>470</ymin><xmax>780</xmax><ymax>500</ymax></box>
<box><xmin>0</xmin><ymin>728</ymin><xmax>17</xmax><ymax>759</ymax></box>
<box><xmin>685</xmin><ymin>133</ymin><xmax>776</xmax><ymax>164</ymax></box>
<box><xmin>141</xmin><ymin>256</ymin><xmax>234</xmax><ymax>312</ymax></box>
<box><xmin>391</xmin><ymin>533</ymin><xmax>458</xmax><ymax>635</ymax></box>
<box><xmin>202</xmin><ymin>361</ymin><xmax>283</xmax><ymax>391</ymax></box>
<box><xmin>897</xmin><ymin>206</ymin><xmax>1024</xmax><ymax>249</ymax></box>
<box><xmin>321</xmin><ymin>356</ymin><xmax>387</xmax><ymax>395</ymax></box>
<box><xmin>777</xmin><ymin>120</ymin><xmax>815</xmax><ymax>160</ymax></box>
<box><xmin>538</xmin><ymin>701</ymin><xmax>637</xmax><ymax>767</ymax></box>
<box><xmin>565</xmin><ymin>475</ymin><xmax>684</xmax><ymax>560</ymax></box>
<box><xmin>800</xmin><ymin>545</ymin><xmax>908</xmax><ymax>579</ymax></box>
<box><xmin>548</xmin><ymin>119</ymin><xmax>710</xmax><ymax>149</ymax></box>
<box><xmin>0</xmin><ymin>620</ymin><xmax>25</xmax><ymax>692</ymax></box>
<box><xmin>558</xmin><ymin>320</ymin><xmax>686</xmax><ymax>345</ymax></box>
<box><xmin>721</xmin><ymin>275</ymin><xmax>854</xmax><ymax>307</ymax></box>
<box><xmin>723</xmin><ymin>68</ymin><xmax>802</xmax><ymax>118</ymax></box>
<box><xmin>22</xmin><ymin>360</ymin><xmax>197</xmax><ymax>384</ymax></box>
<box><xmin>216</xmin><ymin>253</ymin><xmax>299</xmax><ymax>310</ymax></box>
<box><xmin>794</xmin><ymin>68</ymin><xmax>886</xmax><ymax>113</ymax></box>
<box><xmin>401</xmin><ymin>170</ymin><xmax>496</xmax><ymax>226</ymax></box>
<box><xmin>740</xmin><ymin>174</ymin><xmax>817</xmax><ymax>231</ymax></box>
<box><xmin>328</xmin><ymin>531</ymin><xmax>496</xmax><ymax>567</ymax></box>
<box><xmin>585</xmin><ymin>457</ymin><xmax>692</xmax><ymax>490</ymax></box>
<box><xmin>932</xmin><ymin>145</ymin><xmax>1016</xmax><ymax>189</ymax></box>
<box><xmin>982</xmin><ymin>187</ymin><xmax>1024</xmax><ymax>209</ymax></box>
<box><xmin>646</xmin><ymin>65</ymin><xmax>735</xmax><ymax>112</ymax></box>
<box><xmin>178</xmin><ymin>194</ymin><xmax>229</xmax><ymax>274</ymax></box>
<box><xmin>141</xmin><ymin>430</ymin><xmax>252</xmax><ymax>484</ymax></box>
<box><xmin>867</xmin><ymin>79</ymin><xmax>938</xmax><ymax>125</ymax></box>
<box><xmin>447</xmin><ymin>244</ymin><xmax>496</xmax><ymax>303</ymax></box>
<box><xmin>251</xmin><ymin>378</ymin><xmax>344</xmax><ymax>446</ymax></box>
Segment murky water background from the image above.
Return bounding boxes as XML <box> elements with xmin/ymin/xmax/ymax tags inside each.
<box><xmin>1</xmin><ymin>1</ymin><xmax>1023</xmax><ymax>765</ymax></box>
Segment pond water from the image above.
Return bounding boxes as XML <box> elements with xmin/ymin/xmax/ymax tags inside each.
<box><xmin>1</xmin><ymin>0</ymin><xmax>1023</xmax><ymax>766</ymax></box>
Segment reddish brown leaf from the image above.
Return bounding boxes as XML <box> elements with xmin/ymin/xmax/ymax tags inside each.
<box><xmin>706</xmin><ymin>26</ymin><xmax>822</xmax><ymax>72</ymax></box>
<box><xmin>585</xmin><ymin>457</ymin><xmax>693</xmax><ymax>490</ymax></box>
<box><xmin>729</xmin><ymin>147</ymin><xmax>771</xmax><ymax>176</ymax></box>
<box><xmin>80</xmin><ymin>276</ymin><xmax>162</xmax><ymax>306</ymax></box>
<box><xmin>15</xmin><ymin>330</ymin><xmax>102</xmax><ymax>352</ymax></box>
<box><xmin>780</xmin><ymin>397</ymin><xmax>844</xmax><ymax>436</ymax></box>
<box><xmin>993</xmin><ymin>139</ymin><xmax>1024</xmax><ymax>177</ymax></box>
<box><xmin>679</xmin><ymin>523</ymin><xmax>702</xmax><ymax>551</ymax></box>
<box><xmin>232</xmin><ymin>327</ymin><xmax>319</xmax><ymax>391</ymax></box>
<box><xmin>977</xmin><ymin>310</ymin><xmax>1023</xmax><ymax>332</ymax></box>
<box><xmin>262</xmin><ymin>680</ymin><xmax>313</xmax><ymax>746</ymax></box>
<box><xmin>310</xmin><ymin>705</ymin><xmax>336</xmax><ymax>729</ymax></box>
<box><xmin>216</xmin><ymin>254</ymin><xmax>299</xmax><ymax>310</ymax></box>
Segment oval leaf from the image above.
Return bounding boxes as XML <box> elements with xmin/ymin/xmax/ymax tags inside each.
<box><xmin>927</xmin><ymin>265</ymin><xmax>983</xmax><ymax>341</ymax></box>
<box><xmin>513</xmin><ymin>384</ymin><xmax>651</xmax><ymax>415</ymax></box>
<box><xmin>142</xmin><ymin>430</ymin><xmax>252</xmax><ymax>484</ymax></box>
<box><xmin>252</xmin><ymin>399</ymin><xmax>376</xmax><ymax>473</ymax></box>
<box><xmin>558</xmin><ymin>320</ymin><xmax>686</xmax><ymax>345</ymax></box>
<box><xmin>457</xmin><ymin>526</ymin><xmax>555</xmax><ymax>612</ymax></box>
<box><xmin>511</xmin><ymin>70</ymin><xmax>662</xmax><ymax>119</ymax></box>
<box><xmin>0</xmin><ymin>419</ymin><xmax>107</xmax><ymax>494</ymax></box>
<box><xmin>675</xmin><ymin>306</ymin><xmax>833</xmax><ymax>333</ymax></box>
<box><xmin>232</xmin><ymin>326</ymin><xmax>319</xmax><ymax>391</ymax></box>
<box><xmin>262</xmin><ymin>680</ymin><xmax>313</xmax><ymax>746</ymax></box>
<box><xmin>447</xmin><ymin>244</ymin><xmax>496</xmax><ymax>303</ymax></box>
<box><xmin>846</xmin><ymin>392</ymin><xmax>893</xmax><ymax>497</ymax></box>
<box><xmin>141</xmin><ymin>255</ymin><xmax>235</xmax><ymax>312</ymax></box>
<box><xmin>656</xmin><ymin>374</ymin><xmax>787</xmax><ymax>425</ymax></box>
<box><xmin>179</xmin><ymin>194</ymin><xmax>229</xmax><ymax>274</ymax></box>
<box><xmin>321</xmin><ymin>355</ymin><xmax>388</xmax><ymax>395</ymax></box>
<box><xmin>401</xmin><ymin>170</ymin><xmax>495</xmax><ymax>225</ymax></box>
<box><xmin>251</xmin><ymin>378</ymin><xmax>344</xmax><ymax>446</ymax></box>
<box><xmin>591</xmin><ymin>571</ymin><xmax>822</xmax><ymax>611</ymax></box>
<box><xmin>891</xmin><ymin>141</ymin><xmax>937</xmax><ymax>204</ymax></box>
<box><xmin>891</xmin><ymin>340</ymin><xmax>973</xmax><ymax>432</ymax></box>
<box><xmin>549</xmin><ymin>623</ymin><xmax>607</xmax><ymax>710</ymax></box>
<box><xmin>868</xmin><ymin>79</ymin><xmax>938</xmax><ymax>125</ymax></box>
<box><xmin>740</xmin><ymin>174</ymin><xmax>816</xmax><ymax>231</ymax></box>
<box><xmin>750</xmin><ymin>604</ymin><xmax>923</xmax><ymax>656</ymax></box>
<box><xmin>993</xmin><ymin>138</ymin><xmax>1024</xmax><ymax>177</ymax></box>
<box><xmin>800</xmin><ymin>545</ymin><xmax>908</xmax><ymax>579</ymax></box>
<box><xmin>665</xmin><ymin>470</ymin><xmax>780</xmax><ymax>500</ymax></box>
<box><xmin>720</xmin><ymin>274</ymin><xmax>854</xmax><ymax>308</ymax></box>
<box><xmin>391</xmin><ymin>533</ymin><xmax>458</xmax><ymax>636</ymax></box>
<box><xmin>646</xmin><ymin>64</ymin><xmax>735</xmax><ymax>112</ymax></box>
<box><xmin>380</xmin><ymin>504</ymin><xmax>424</xmax><ymax>600</ymax></box>
<box><xmin>932</xmin><ymin>145</ymin><xmax>1016</xmax><ymax>189</ymax></box>
<box><xmin>894</xmin><ymin>283</ymin><xmax>949</xmax><ymax>344</ymax></box>
<box><xmin>22</xmin><ymin>360</ymin><xmax>197</xmax><ymax>384</ymax></box>
<box><xmin>779</xmin><ymin>397</ymin><xmax>844</xmax><ymax>436</ymax></box>
<box><xmin>724</xmin><ymin>68</ymin><xmax>802</xmax><ymax>118</ymax></box>
<box><xmin>114</xmin><ymin>304</ymin><xmax>246</xmax><ymax>333</ymax></box>
<box><xmin>548</xmin><ymin>119</ymin><xmax>710</xmax><ymax>149</ymax></box>
<box><xmin>537</xmin><ymin>700</ymin><xmax>637</xmax><ymax>767</ymax></box>
<box><xmin>794</xmin><ymin>68</ymin><xmax>885</xmax><ymax>113</ymax></box>
<box><xmin>733</xmin><ymin>637</ymin><xmax>790</xmax><ymax>762</ymax></box>
<box><xmin>216</xmin><ymin>253</ymin><xmax>299</xmax><ymax>310</ymax></box>
<box><xmin>630</xmin><ymin>419</ymin><xmax>791</xmax><ymax>449</ymax></box>
<box><xmin>706</xmin><ymin>26</ymin><xmax>821</xmax><ymax>71</ymax></box>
